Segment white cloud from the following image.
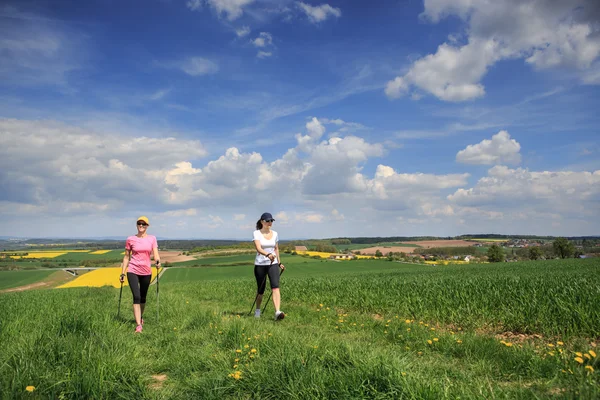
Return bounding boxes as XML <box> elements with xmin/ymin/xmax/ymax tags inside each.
<box><xmin>181</xmin><ymin>57</ymin><xmax>219</xmax><ymax>76</ymax></box>
<box><xmin>252</xmin><ymin>32</ymin><xmax>273</xmax><ymax>48</ymax></box>
<box><xmin>233</xmin><ymin>213</ymin><xmax>245</xmax><ymax>220</ymax></box>
<box><xmin>257</xmin><ymin>51</ymin><xmax>272</xmax><ymax>59</ymax></box>
<box><xmin>387</xmin><ymin>0</ymin><xmax>600</xmax><ymax>101</ymax></box>
<box><xmin>297</xmin><ymin>2</ymin><xmax>341</xmax><ymax>23</ymax></box>
<box><xmin>149</xmin><ymin>88</ymin><xmax>171</xmax><ymax>101</ymax></box>
<box><xmin>236</xmin><ymin>26</ymin><xmax>250</xmax><ymax>37</ymax></box>
<box><xmin>186</xmin><ymin>0</ymin><xmax>202</xmax><ymax>11</ymax></box>
<box><xmin>448</xmin><ymin>165</ymin><xmax>600</xmax><ymax>217</ymax></box>
<box><xmin>187</xmin><ymin>0</ymin><xmax>255</xmax><ymax>21</ymax></box>
<box><xmin>456</xmin><ymin>130</ymin><xmax>521</xmax><ymax>165</ymax></box>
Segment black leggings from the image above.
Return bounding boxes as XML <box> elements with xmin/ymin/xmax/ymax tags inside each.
<box><xmin>127</xmin><ymin>272</ymin><xmax>151</xmax><ymax>304</ymax></box>
<box><xmin>254</xmin><ymin>264</ymin><xmax>280</xmax><ymax>295</ymax></box>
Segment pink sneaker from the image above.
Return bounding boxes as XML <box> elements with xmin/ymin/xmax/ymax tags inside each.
<box><xmin>135</xmin><ymin>325</ymin><xmax>143</xmax><ymax>333</ymax></box>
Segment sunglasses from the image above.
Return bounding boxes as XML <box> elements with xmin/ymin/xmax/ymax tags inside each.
<box><xmin>137</xmin><ymin>222</ymin><xmax>148</xmax><ymax>227</ymax></box>
<box><xmin>264</xmin><ymin>219</ymin><xmax>275</xmax><ymax>223</ymax></box>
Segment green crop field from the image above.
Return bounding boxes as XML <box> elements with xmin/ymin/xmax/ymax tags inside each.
<box><xmin>0</xmin><ymin>258</ymin><xmax>598</xmax><ymax>398</ymax></box>
<box><xmin>0</xmin><ymin>270</ymin><xmax>55</xmax><ymax>290</ymax></box>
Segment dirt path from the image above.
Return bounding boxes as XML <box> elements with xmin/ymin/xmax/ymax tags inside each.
<box><xmin>0</xmin><ymin>270</ymin><xmax>75</xmax><ymax>293</ymax></box>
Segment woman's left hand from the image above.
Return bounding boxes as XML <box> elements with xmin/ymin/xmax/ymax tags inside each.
<box><xmin>280</xmin><ymin>263</ymin><xmax>285</xmax><ymax>271</ymax></box>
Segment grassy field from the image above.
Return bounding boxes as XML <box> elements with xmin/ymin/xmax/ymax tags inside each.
<box><xmin>0</xmin><ymin>270</ymin><xmax>55</xmax><ymax>290</ymax></box>
<box><xmin>0</xmin><ymin>258</ymin><xmax>598</xmax><ymax>398</ymax></box>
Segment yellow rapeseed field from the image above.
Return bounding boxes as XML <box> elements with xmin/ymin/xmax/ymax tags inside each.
<box><xmin>89</xmin><ymin>250</ymin><xmax>112</xmax><ymax>255</ymax></box>
<box><xmin>58</xmin><ymin>267</ymin><xmax>163</xmax><ymax>289</ymax></box>
<box><xmin>10</xmin><ymin>252</ymin><xmax>67</xmax><ymax>259</ymax></box>
<box><xmin>296</xmin><ymin>251</ymin><xmax>373</xmax><ymax>260</ymax></box>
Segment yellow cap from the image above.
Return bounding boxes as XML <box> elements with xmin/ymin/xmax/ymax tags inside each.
<box><xmin>137</xmin><ymin>216</ymin><xmax>149</xmax><ymax>225</ymax></box>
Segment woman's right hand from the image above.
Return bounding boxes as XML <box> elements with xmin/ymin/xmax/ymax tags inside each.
<box><xmin>119</xmin><ymin>274</ymin><xmax>125</xmax><ymax>283</ymax></box>
<box><xmin>267</xmin><ymin>253</ymin><xmax>275</xmax><ymax>262</ymax></box>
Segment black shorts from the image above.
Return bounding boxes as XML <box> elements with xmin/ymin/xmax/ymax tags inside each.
<box><xmin>254</xmin><ymin>264</ymin><xmax>280</xmax><ymax>294</ymax></box>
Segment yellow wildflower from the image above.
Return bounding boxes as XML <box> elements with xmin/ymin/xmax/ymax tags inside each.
<box><xmin>25</xmin><ymin>386</ymin><xmax>35</xmax><ymax>392</ymax></box>
<box><xmin>319</xmin><ymin>304</ymin><xmax>323</xmax><ymax>307</ymax></box>
<box><xmin>584</xmin><ymin>354</ymin><xmax>591</xmax><ymax>360</ymax></box>
<box><xmin>244</xmin><ymin>344</ymin><xmax>249</xmax><ymax>349</ymax></box>
<box><xmin>233</xmin><ymin>365</ymin><xmax>238</xmax><ymax>369</ymax></box>
<box><xmin>401</xmin><ymin>372</ymin><xmax>407</xmax><ymax>376</ymax></box>
<box><xmin>236</xmin><ymin>349</ymin><xmax>242</xmax><ymax>353</ymax></box>
<box><xmin>504</xmin><ymin>342</ymin><xmax>513</xmax><ymax>347</ymax></box>
<box><xmin>575</xmin><ymin>352</ymin><xmax>583</xmax><ymax>357</ymax></box>
<box><xmin>547</xmin><ymin>343</ymin><xmax>554</xmax><ymax>347</ymax></box>
<box><xmin>251</xmin><ymin>349</ymin><xmax>257</xmax><ymax>353</ymax></box>
<box><xmin>235</xmin><ymin>358</ymin><xmax>239</xmax><ymax>362</ymax></box>
<box><xmin>557</xmin><ymin>341</ymin><xmax>564</xmax><ymax>346</ymax></box>
<box><xmin>433</xmin><ymin>338</ymin><xmax>439</xmax><ymax>342</ymax></box>
<box><xmin>405</xmin><ymin>319</ymin><xmax>411</xmax><ymax>324</ymax></box>
<box><xmin>589</xmin><ymin>350</ymin><xmax>597</xmax><ymax>358</ymax></box>
<box><xmin>574</xmin><ymin>357</ymin><xmax>584</xmax><ymax>364</ymax></box>
<box><xmin>585</xmin><ymin>366</ymin><xmax>594</xmax><ymax>373</ymax></box>
<box><xmin>456</xmin><ymin>340</ymin><xmax>462</xmax><ymax>344</ymax></box>
<box><xmin>427</xmin><ymin>340</ymin><xmax>433</xmax><ymax>345</ymax></box>
<box><xmin>406</xmin><ymin>328</ymin><xmax>411</xmax><ymax>332</ymax></box>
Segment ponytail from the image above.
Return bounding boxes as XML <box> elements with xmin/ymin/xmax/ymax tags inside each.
<box><xmin>256</xmin><ymin>219</ymin><xmax>263</xmax><ymax>230</ymax></box>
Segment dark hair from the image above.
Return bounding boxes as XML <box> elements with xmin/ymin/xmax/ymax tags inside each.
<box><xmin>256</xmin><ymin>219</ymin><xmax>263</xmax><ymax>230</ymax></box>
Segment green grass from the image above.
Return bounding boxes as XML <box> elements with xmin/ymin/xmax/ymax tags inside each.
<box><xmin>0</xmin><ymin>258</ymin><xmax>599</xmax><ymax>398</ymax></box>
<box><xmin>0</xmin><ymin>270</ymin><xmax>55</xmax><ymax>290</ymax></box>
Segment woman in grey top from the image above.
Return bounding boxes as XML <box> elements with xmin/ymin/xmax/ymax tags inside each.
<box><xmin>252</xmin><ymin>212</ymin><xmax>285</xmax><ymax>320</ymax></box>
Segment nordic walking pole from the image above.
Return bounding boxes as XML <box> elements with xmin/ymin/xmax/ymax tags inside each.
<box><xmin>262</xmin><ymin>266</ymin><xmax>284</xmax><ymax>315</ymax></box>
<box><xmin>155</xmin><ymin>261</ymin><xmax>160</xmax><ymax>322</ymax></box>
<box><xmin>117</xmin><ymin>277</ymin><xmax>124</xmax><ymax>318</ymax></box>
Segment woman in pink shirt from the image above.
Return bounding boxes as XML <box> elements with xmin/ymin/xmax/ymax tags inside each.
<box><xmin>119</xmin><ymin>216</ymin><xmax>160</xmax><ymax>333</ymax></box>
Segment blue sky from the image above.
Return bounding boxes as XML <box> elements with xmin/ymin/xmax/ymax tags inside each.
<box><xmin>1</xmin><ymin>0</ymin><xmax>599</xmax><ymax>239</ymax></box>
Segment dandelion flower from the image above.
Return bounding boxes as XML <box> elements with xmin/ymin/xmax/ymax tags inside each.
<box><xmin>319</xmin><ymin>304</ymin><xmax>323</xmax><ymax>307</ymax></box>
<box><xmin>547</xmin><ymin>343</ymin><xmax>554</xmax><ymax>347</ymax></box>
<box><xmin>589</xmin><ymin>350</ymin><xmax>597</xmax><ymax>358</ymax></box>
<box><xmin>557</xmin><ymin>341</ymin><xmax>564</xmax><ymax>346</ymax></box>
<box><xmin>244</xmin><ymin>344</ymin><xmax>249</xmax><ymax>349</ymax></box>
<box><xmin>235</xmin><ymin>358</ymin><xmax>239</xmax><ymax>362</ymax></box>
<box><xmin>584</xmin><ymin>354</ymin><xmax>591</xmax><ymax>360</ymax></box>
<box><xmin>575</xmin><ymin>352</ymin><xmax>583</xmax><ymax>357</ymax></box>
<box><xmin>433</xmin><ymin>338</ymin><xmax>439</xmax><ymax>342</ymax></box>
<box><xmin>236</xmin><ymin>349</ymin><xmax>242</xmax><ymax>353</ymax></box>
<box><xmin>313</xmin><ymin>346</ymin><xmax>318</xmax><ymax>349</ymax></box>
<box><xmin>427</xmin><ymin>340</ymin><xmax>433</xmax><ymax>345</ymax></box>
<box><xmin>233</xmin><ymin>365</ymin><xmax>238</xmax><ymax>369</ymax></box>
<box><xmin>585</xmin><ymin>366</ymin><xmax>594</xmax><ymax>373</ymax></box>
<box><xmin>430</xmin><ymin>328</ymin><xmax>435</xmax><ymax>331</ymax></box>
<box><xmin>574</xmin><ymin>357</ymin><xmax>584</xmax><ymax>364</ymax></box>
<box><xmin>401</xmin><ymin>372</ymin><xmax>407</xmax><ymax>376</ymax></box>
<box><xmin>504</xmin><ymin>342</ymin><xmax>513</xmax><ymax>347</ymax></box>
<box><xmin>456</xmin><ymin>340</ymin><xmax>462</xmax><ymax>344</ymax></box>
<box><xmin>25</xmin><ymin>386</ymin><xmax>35</xmax><ymax>392</ymax></box>
<box><xmin>251</xmin><ymin>349</ymin><xmax>257</xmax><ymax>353</ymax></box>
<box><xmin>405</xmin><ymin>319</ymin><xmax>411</xmax><ymax>324</ymax></box>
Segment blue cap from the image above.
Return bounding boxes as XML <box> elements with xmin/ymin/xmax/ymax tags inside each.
<box><xmin>260</xmin><ymin>212</ymin><xmax>275</xmax><ymax>222</ymax></box>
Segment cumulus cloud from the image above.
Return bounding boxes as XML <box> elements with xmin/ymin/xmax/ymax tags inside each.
<box><xmin>0</xmin><ymin>118</ymin><xmax>207</xmax><ymax>214</ymax></box>
<box><xmin>456</xmin><ymin>130</ymin><xmax>521</xmax><ymax>165</ymax></box>
<box><xmin>297</xmin><ymin>2</ymin><xmax>341</xmax><ymax>23</ymax></box>
<box><xmin>386</xmin><ymin>0</ymin><xmax>600</xmax><ymax>101</ymax></box>
<box><xmin>252</xmin><ymin>32</ymin><xmax>273</xmax><ymax>48</ymax></box>
<box><xmin>448</xmin><ymin>165</ymin><xmax>600</xmax><ymax>217</ymax></box>
<box><xmin>236</xmin><ymin>26</ymin><xmax>250</xmax><ymax>37</ymax></box>
<box><xmin>187</xmin><ymin>0</ymin><xmax>255</xmax><ymax>21</ymax></box>
<box><xmin>257</xmin><ymin>51</ymin><xmax>272</xmax><ymax>59</ymax></box>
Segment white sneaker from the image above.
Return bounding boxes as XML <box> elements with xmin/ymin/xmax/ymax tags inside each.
<box><xmin>275</xmin><ymin>310</ymin><xmax>285</xmax><ymax>321</ymax></box>
<box><xmin>254</xmin><ymin>309</ymin><xmax>261</xmax><ymax>318</ymax></box>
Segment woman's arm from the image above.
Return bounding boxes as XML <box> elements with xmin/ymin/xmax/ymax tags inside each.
<box><xmin>254</xmin><ymin>240</ymin><xmax>275</xmax><ymax>262</ymax></box>
<box><xmin>120</xmin><ymin>250</ymin><xmax>131</xmax><ymax>282</ymax></box>
<box><xmin>153</xmin><ymin>246</ymin><xmax>161</xmax><ymax>266</ymax></box>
